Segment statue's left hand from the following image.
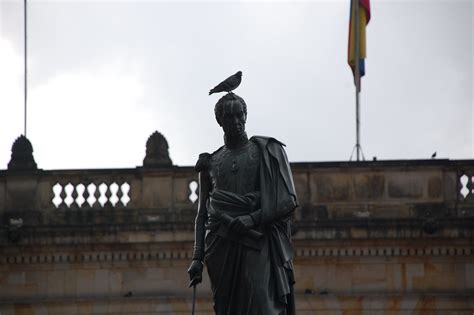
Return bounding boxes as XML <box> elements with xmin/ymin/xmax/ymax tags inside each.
<box><xmin>229</xmin><ymin>215</ymin><xmax>254</xmax><ymax>233</ymax></box>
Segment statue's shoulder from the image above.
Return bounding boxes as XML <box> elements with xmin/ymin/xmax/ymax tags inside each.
<box><xmin>194</xmin><ymin>146</ymin><xmax>225</xmax><ymax>172</ymax></box>
<box><xmin>250</xmin><ymin>135</ymin><xmax>286</xmax><ymax>148</ymax></box>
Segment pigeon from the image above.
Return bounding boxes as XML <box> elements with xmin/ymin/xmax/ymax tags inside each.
<box><xmin>431</xmin><ymin>152</ymin><xmax>437</xmax><ymax>159</ymax></box>
<box><xmin>209</xmin><ymin>71</ymin><xmax>242</xmax><ymax>95</ymax></box>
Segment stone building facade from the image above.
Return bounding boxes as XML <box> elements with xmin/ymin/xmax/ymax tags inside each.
<box><xmin>0</xmin><ymin>135</ymin><xmax>473</xmax><ymax>314</ymax></box>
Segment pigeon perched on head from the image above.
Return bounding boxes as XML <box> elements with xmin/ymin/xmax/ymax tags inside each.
<box><xmin>209</xmin><ymin>71</ymin><xmax>242</xmax><ymax>95</ymax></box>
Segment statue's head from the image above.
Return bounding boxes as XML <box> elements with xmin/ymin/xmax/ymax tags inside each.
<box><xmin>214</xmin><ymin>93</ymin><xmax>247</xmax><ymax>137</ymax></box>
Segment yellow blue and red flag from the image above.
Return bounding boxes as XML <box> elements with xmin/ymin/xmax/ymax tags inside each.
<box><xmin>348</xmin><ymin>0</ymin><xmax>371</xmax><ymax>89</ymax></box>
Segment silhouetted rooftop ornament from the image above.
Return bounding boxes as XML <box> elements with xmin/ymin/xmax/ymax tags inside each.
<box><xmin>209</xmin><ymin>71</ymin><xmax>242</xmax><ymax>95</ymax></box>
<box><xmin>143</xmin><ymin>131</ymin><xmax>172</xmax><ymax>168</ymax></box>
<box><xmin>8</xmin><ymin>135</ymin><xmax>37</xmax><ymax>171</ymax></box>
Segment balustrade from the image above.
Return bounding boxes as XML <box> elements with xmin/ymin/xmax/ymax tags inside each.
<box><xmin>0</xmin><ymin>160</ymin><xmax>473</xmax><ymax>216</ymax></box>
<box><xmin>52</xmin><ymin>182</ymin><xmax>131</xmax><ymax>208</ymax></box>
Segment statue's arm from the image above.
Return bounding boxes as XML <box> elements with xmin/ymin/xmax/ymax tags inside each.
<box><xmin>187</xmin><ymin>170</ymin><xmax>211</xmax><ymax>286</ymax></box>
<box><xmin>192</xmin><ymin>170</ymin><xmax>211</xmax><ymax>261</ymax></box>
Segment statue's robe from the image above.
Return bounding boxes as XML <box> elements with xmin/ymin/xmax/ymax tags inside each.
<box><xmin>195</xmin><ymin>136</ymin><xmax>298</xmax><ymax>315</ymax></box>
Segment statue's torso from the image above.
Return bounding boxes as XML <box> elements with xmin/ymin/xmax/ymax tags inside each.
<box><xmin>209</xmin><ymin>140</ymin><xmax>261</xmax><ymax>195</ymax></box>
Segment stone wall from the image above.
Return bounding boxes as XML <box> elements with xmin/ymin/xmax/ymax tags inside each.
<box><xmin>0</xmin><ymin>159</ymin><xmax>473</xmax><ymax>314</ymax></box>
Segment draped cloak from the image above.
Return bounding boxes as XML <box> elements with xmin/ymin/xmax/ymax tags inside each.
<box><xmin>195</xmin><ymin>136</ymin><xmax>298</xmax><ymax>315</ymax></box>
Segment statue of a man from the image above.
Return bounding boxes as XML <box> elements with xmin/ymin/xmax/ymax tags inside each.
<box><xmin>188</xmin><ymin>92</ymin><xmax>298</xmax><ymax>314</ymax></box>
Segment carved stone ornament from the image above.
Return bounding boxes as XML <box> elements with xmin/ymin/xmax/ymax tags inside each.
<box><xmin>143</xmin><ymin>131</ymin><xmax>172</xmax><ymax>167</ymax></box>
<box><xmin>7</xmin><ymin>135</ymin><xmax>37</xmax><ymax>171</ymax></box>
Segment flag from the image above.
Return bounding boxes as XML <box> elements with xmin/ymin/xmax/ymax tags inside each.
<box><xmin>348</xmin><ymin>0</ymin><xmax>371</xmax><ymax>89</ymax></box>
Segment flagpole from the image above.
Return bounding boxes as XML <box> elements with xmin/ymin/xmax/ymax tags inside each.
<box><xmin>24</xmin><ymin>0</ymin><xmax>27</xmax><ymax>137</ymax></box>
<box><xmin>354</xmin><ymin>0</ymin><xmax>361</xmax><ymax>161</ymax></box>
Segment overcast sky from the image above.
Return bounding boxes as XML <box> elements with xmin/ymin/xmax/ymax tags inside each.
<box><xmin>0</xmin><ymin>0</ymin><xmax>472</xmax><ymax>169</ymax></box>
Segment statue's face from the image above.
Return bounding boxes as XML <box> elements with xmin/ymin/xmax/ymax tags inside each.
<box><xmin>220</xmin><ymin>101</ymin><xmax>246</xmax><ymax>137</ymax></box>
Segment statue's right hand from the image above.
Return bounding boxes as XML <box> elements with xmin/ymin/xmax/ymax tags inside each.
<box><xmin>187</xmin><ymin>260</ymin><xmax>203</xmax><ymax>287</ymax></box>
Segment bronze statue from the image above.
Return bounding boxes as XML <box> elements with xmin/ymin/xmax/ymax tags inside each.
<box><xmin>188</xmin><ymin>75</ymin><xmax>298</xmax><ymax>315</ymax></box>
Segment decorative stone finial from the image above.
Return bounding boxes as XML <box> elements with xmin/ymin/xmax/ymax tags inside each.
<box><xmin>7</xmin><ymin>135</ymin><xmax>37</xmax><ymax>171</ymax></box>
<box><xmin>143</xmin><ymin>131</ymin><xmax>172</xmax><ymax>168</ymax></box>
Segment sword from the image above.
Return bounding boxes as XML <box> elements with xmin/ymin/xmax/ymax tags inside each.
<box><xmin>191</xmin><ymin>283</ymin><xmax>197</xmax><ymax>315</ymax></box>
<box><xmin>189</xmin><ymin>272</ymin><xmax>201</xmax><ymax>315</ymax></box>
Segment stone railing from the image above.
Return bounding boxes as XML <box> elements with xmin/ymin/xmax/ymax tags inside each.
<box><xmin>0</xmin><ymin>167</ymin><xmax>197</xmax><ymax>210</ymax></box>
<box><xmin>291</xmin><ymin>159</ymin><xmax>474</xmax><ymax>220</ymax></box>
<box><xmin>0</xmin><ymin>159</ymin><xmax>473</xmax><ymax>229</ymax></box>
